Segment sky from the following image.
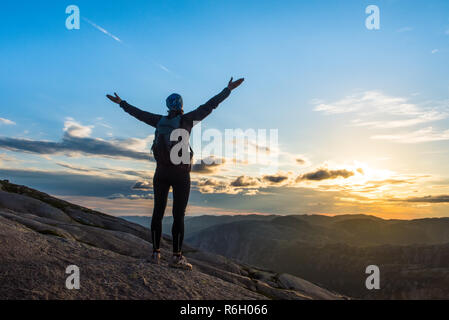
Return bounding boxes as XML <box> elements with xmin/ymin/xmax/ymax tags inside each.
<box><xmin>1</xmin><ymin>0</ymin><xmax>449</xmax><ymax>219</ymax></box>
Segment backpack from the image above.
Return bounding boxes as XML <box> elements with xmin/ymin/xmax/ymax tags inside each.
<box><xmin>151</xmin><ymin>115</ymin><xmax>193</xmax><ymax>166</ymax></box>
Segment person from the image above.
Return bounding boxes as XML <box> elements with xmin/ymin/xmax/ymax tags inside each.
<box><xmin>106</xmin><ymin>77</ymin><xmax>244</xmax><ymax>270</ymax></box>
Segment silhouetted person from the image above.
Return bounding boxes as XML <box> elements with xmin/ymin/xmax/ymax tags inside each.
<box><xmin>107</xmin><ymin>77</ymin><xmax>244</xmax><ymax>269</ymax></box>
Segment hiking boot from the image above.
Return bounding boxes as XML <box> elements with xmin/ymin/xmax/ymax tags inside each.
<box><xmin>169</xmin><ymin>255</ymin><xmax>192</xmax><ymax>270</ymax></box>
<box><xmin>150</xmin><ymin>251</ymin><xmax>161</xmax><ymax>265</ymax></box>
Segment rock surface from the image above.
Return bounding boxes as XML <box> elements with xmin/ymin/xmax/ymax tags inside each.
<box><xmin>0</xmin><ymin>180</ymin><xmax>345</xmax><ymax>300</ymax></box>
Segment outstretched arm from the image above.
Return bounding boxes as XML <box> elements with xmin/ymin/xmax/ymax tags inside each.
<box><xmin>184</xmin><ymin>77</ymin><xmax>245</xmax><ymax>124</ymax></box>
<box><xmin>106</xmin><ymin>92</ymin><xmax>162</xmax><ymax>128</ymax></box>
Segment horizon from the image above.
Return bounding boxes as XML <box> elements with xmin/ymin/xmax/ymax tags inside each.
<box><xmin>116</xmin><ymin>212</ymin><xmax>448</xmax><ymax>221</ymax></box>
<box><xmin>1</xmin><ymin>0</ymin><xmax>449</xmax><ymax>219</ymax></box>
<box><xmin>2</xmin><ymin>177</ymin><xmax>443</xmax><ymax>222</ymax></box>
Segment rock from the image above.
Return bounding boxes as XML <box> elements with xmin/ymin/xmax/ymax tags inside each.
<box><xmin>0</xmin><ymin>180</ymin><xmax>345</xmax><ymax>300</ymax></box>
<box><xmin>277</xmin><ymin>273</ymin><xmax>345</xmax><ymax>300</ymax></box>
<box><xmin>0</xmin><ymin>191</ymin><xmax>73</xmax><ymax>223</ymax></box>
<box><xmin>0</xmin><ymin>216</ymin><xmax>263</xmax><ymax>300</ymax></box>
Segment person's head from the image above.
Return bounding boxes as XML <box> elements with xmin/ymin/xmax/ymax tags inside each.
<box><xmin>166</xmin><ymin>93</ymin><xmax>183</xmax><ymax>115</ymax></box>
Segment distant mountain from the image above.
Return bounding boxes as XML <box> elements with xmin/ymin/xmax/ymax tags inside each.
<box><xmin>121</xmin><ymin>215</ymin><xmax>194</xmax><ymax>233</ymax></box>
<box><xmin>0</xmin><ymin>180</ymin><xmax>344</xmax><ymax>300</ymax></box>
<box><xmin>187</xmin><ymin>214</ymin><xmax>449</xmax><ymax>247</ymax></box>
<box><xmin>121</xmin><ymin>214</ymin><xmax>275</xmax><ymax>237</ymax></box>
<box><xmin>184</xmin><ymin>214</ymin><xmax>449</xmax><ymax>299</ymax></box>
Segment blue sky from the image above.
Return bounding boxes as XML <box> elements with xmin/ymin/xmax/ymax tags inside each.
<box><xmin>1</xmin><ymin>0</ymin><xmax>449</xmax><ymax>218</ymax></box>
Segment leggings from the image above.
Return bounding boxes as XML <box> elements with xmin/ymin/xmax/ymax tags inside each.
<box><xmin>150</xmin><ymin>165</ymin><xmax>190</xmax><ymax>254</ymax></box>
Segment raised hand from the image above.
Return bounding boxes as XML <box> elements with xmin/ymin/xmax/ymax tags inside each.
<box><xmin>227</xmin><ymin>77</ymin><xmax>245</xmax><ymax>91</ymax></box>
<box><xmin>106</xmin><ymin>92</ymin><xmax>122</xmax><ymax>104</ymax></box>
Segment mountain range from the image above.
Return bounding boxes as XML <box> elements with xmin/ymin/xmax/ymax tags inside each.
<box><xmin>177</xmin><ymin>214</ymin><xmax>449</xmax><ymax>299</ymax></box>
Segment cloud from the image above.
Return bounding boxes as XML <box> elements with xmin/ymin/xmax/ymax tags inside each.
<box><xmin>112</xmin><ymin>135</ymin><xmax>154</xmax><ymax>153</ymax></box>
<box><xmin>0</xmin><ymin>135</ymin><xmax>152</xmax><ymax>161</ymax></box>
<box><xmin>297</xmin><ymin>168</ymin><xmax>355</xmax><ymax>182</ymax></box>
<box><xmin>224</xmin><ymin>135</ymin><xmax>274</xmax><ymax>165</ymax></box>
<box><xmin>401</xmin><ymin>195</ymin><xmax>449</xmax><ymax>203</ymax></box>
<box><xmin>230</xmin><ymin>175</ymin><xmax>261</xmax><ymax>187</ymax></box>
<box><xmin>0</xmin><ymin>118</ymin><xmax>15</xmax><ymax>126</ymax></box>
<box><xmin>431</xmin><ymin>49</ymin><xmax>439</xmax><ymax>54</ymax></box>
<box><xmin>107</xmin><ymin>193</ymin><xmax>127</xmax><ymax>199</ymax></box>
<box><xmin>371</xmin><ymin>127</ymin><xmax>449</xmax><ymax>143</ymax></box>
<box><xmin>194</xmin><ymin>178</ymin><xmax>229</xmax><ymax>194</ymax></box>
<box><xmin>314</xmin><ymin>91</ymin><xmax>449</xmax><ymax>144</ymax></box>
<box><xmin>0</xmin><ymin>153</ymin><xmax>15</xmax><ymax>163</ymax></box>
<box><xmin>349</xmin><ymin>178</ymin><xmax>416</xmax><ymax>193</ymax></box>
<box><xmin>193</xmin><ymin>175</ymin><xmax>263</xmax><ymax>195</ymax></box>
<box><xmin>295</xmin><ymin>155</ymin><xmax>310</xmax><ymax>166</ymax></box>
<box><xmin>193</xmin><ymin>164</ymin><xmax>361</xmax><ymax>195</ymax></box>
<box><xmin>157</xmin><ymin>64</ymin><xmax>171</xmax><ymax>73</ymax></box>
<box><xmin>263</xmin><ymin>174</ymin><xmax>289</xmax><ymax>184</ymax></box>
<box><xmin>82</xmin><ymin>17</ymin><xmax>122</xmax><ymax>43</ymax></box>
<box><xmin>352</xmin><ymin>110</ymin><xmax>446</xmax><ymax>129</ymax></box>
<box><xmin>64</xmin><ymin>118</ymin><xmax>93</xmax><ymax>138</ymax></box>
<box><xmin>314</xmin><ymin>91</ymin><xmax>447</xmax><ymax>128</ymax></box>
<box><xmin>107</xmin><ymin>193</ymin><xmax>153</xmax><ymax>200</ymax></box>
<box><xmin>56</xmin><ymin>162</ymin><xmax>150</xmax><ymax>181</ymax></box>
<box><xmin>56</xmin><ymin>162</ymin><xmax>92</xmax><ymax>173</ymax></box>
<box><xmin>132</xmin><ymin>181</ymin><xmax>152</xmax><ymax>191</ymax></box>
<box><xmin>0</xmin><ymin>119</ymin><xmax>153</xmax><ymax>161</ymax></box>
<box><xmin>191</xmin><ymin>157</ymin><xmax>226</xmax><ymax>174</ymax></box>
<box><xmin>189</xmin><ymin>183</ymin><xmax>354</xmax><ymax>216</ymax></box>
<box><xmin>0</xmin><ymin>168</ymin><xmax>137</xmax><ymax>197</ymax></box>
<box><xmin>194</xmin><ymin>173</ymin><xmax>290</xmax><ymax>195</ymax></box>
<box><xmin>1</xmin><ymin>165</ymin><xmax>436</xmax><ymax>219</ymax></box>
<box><xmin>0</xmin><ymin>153</ymin><xmax>18</xmax><ymax>167</ymax></box>
<box><xmin>314</xmin><ymin>92</ymin><xmax>374</xmax><ymax>114</ymax></box>
<box><xmin>196</xmin><ymin>179</ymin><xmax>221</xmax><ymax>187</ymax></box>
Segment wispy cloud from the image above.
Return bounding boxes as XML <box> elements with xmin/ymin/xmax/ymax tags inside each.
<box><xmin>431</xmin><ymin>49</ymin><xmax>439</xmax><ymax>54</ymax></box>
<box><xmin>82</xmin><ymin>17</ymin><xmax>122</xmax><ymax>43</ymax></box>
<box><xmin>351</xmin><ymin>110</ymin><xmax>447</xmax><ymax>129</ymax></box>
<box><xmin>296</xmin><ymin>168</ymin><xmax>356</xmax><ymax>182</ymax></box>
<box><xmin>0</xmin><ymin>153</ymin><xmax>16</xmax><ymax>163</ymax></box>
<box><xmin>107</xmin><ymin>193</ymin><xmax>153</xmax><ymax>200</ymax></box>
<box><xmin>314</xmin><ymin>91</ymin><xmax>444</xmax><ymax>119</ymax></box>
<box><xmin>315</xmin><ymin>91</ymin><xmax>448</xmax><ymax>127</ymax></box>
<box><xmin>372</xmin><ymin>127</ymin><xmax>449</xmax><ymax>143</ymax></box>
<box><xmin>157</xmin><ymin>64</ymin><xmax>171</xmax><ymax>73</ymax></box>
<box><xmin>0</xmin><ymin>118</ymin><xmax>16</xmax><ymax>126</ymax></box>
<box><xmin>314</xmin><ymin>91</ymin><xmax>449</xmax><ymax>141</ymax></box>
<box><xmin>395</xmin><ymin>194</ymin><xmax>449</xmax><ymax>203</ymax></box>
<box><xmin>0</xmin><ymin>118</ymin><xmax>153</xmax><ymax>161</ymax></box>
<box><xmin>55</xmin><ymin>162</ymin><xmax>150</xmax><ymax>181</ymax></box>
<box><xmin>155</xmin><ymin>62</ymin><xmax>181</xmax><ymax>77</ymax></box>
